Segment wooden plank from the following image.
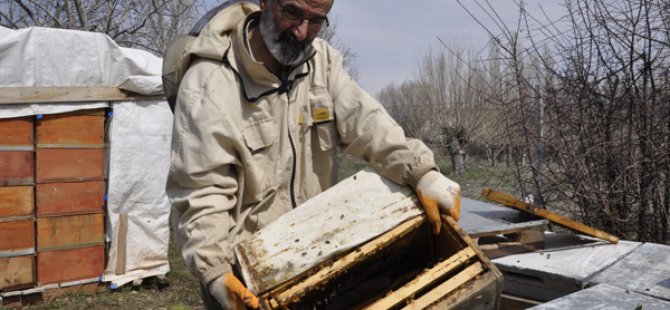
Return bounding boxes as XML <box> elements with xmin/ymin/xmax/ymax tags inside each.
<box><xmin>36</xmin><ymin>111</ymin><xmax>104</xmax><ymax>147</ymax></box>
<box><xmin>35</xmin><ymin>148</ymin><xmax>104</xmax><ymax>183</ymax></box>
<box><xmin>591</xmin><ymin>242</ymin><xmax>670</xmax><ymax>301</ymax></box>
<box><xmin>0</xmin><ymin>151</ymin><xmax>34</xmax><ymax>186</ymax></box>
<box><xmin>37</xmin><ymin>245</ymin><xmax>104</xmax><ymax>284</ymax></box>
<box><xmin>0</xmin><ymin>117</ymin><xmax>33</xmax><ymax>146</ymax></box>
<box><xmin>0</xmin><ymin>186</ymin><xmax>34</xmax><ymax>218</ymax></box>
<box><xmin>36</xmin><ymin>213</ymin><xmax>104</xmax><ymax>251</ymax></box>
<box><xmin>0</xmin><ymin>255</ymin><xmax>34</xmax><ymax>290</ymax></box>
<box><xmin>482</xmin><ymin>188</ymin><xmax>620</xmax><ymax>243</ymax></box>
<box><xmin>533</xmin><ymin>283</ymin><xmax>670</xmax><ymax>310</ymax></box>
<box><xmin>36</xmin><ymin>181</ymin><xmax>104</xmax><ymax>216</ymax></box>
<box><xmin>272</xmin><ymin>216</ymin><xmax>425</xmax><ymax>305</ymax></box>
<box><xmin>403</xmin><ymin>262</ymin><xmax>484</xmax><ymax>309</ymax></box>
<box><xmin>115</xmin><ymin>213</ymin><xmax>128</xmax><ymax>275</ymax></box>
<box><xmin>0</xmin><ymin>86</ymin><xmax>162</xmax><ymax>104</ymax></box>
<box><xmin>363</xmin><ymin>247</ymin><xmax>477</xmax><ymax>309</ymax></box>
<box><xmin>0</xmin><ymin>220</ymin><xmax>35</xmax><ymax>252</ymax></box>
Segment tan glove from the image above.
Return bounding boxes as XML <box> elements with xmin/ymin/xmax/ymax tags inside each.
<box><xmin>416</xmin><ymin>170</ymin><xmax>461</xmax><ymax>235</ymax></box>
<box><xmin>209</xmin><ymin>272</ymin><xmax>259</xmax><ymax>310</ymax></box>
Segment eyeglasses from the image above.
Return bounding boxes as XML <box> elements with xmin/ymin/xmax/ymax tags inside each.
<box><xmin>275</xmin><ymin>0</ymin><xmax>329</xmax><ymax>32</ymax></box>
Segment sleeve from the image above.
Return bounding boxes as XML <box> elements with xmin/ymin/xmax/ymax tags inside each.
<box><xmin>166</xmin><ymin>80</ymin><xmax>242</xmax><ymax>285</ymax></box>
<box><xmin>325</xmin><ymin>46</ymin><xmax>438</xmax><ymax>188</ymax></box>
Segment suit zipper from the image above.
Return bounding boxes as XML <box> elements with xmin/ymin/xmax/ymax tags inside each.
<box><xmin>283</xmin><ymin>81</ymin><xmax>298</xmax><ymax>209</ymax></box>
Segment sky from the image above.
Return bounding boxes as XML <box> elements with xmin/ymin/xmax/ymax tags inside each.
<box><xmin>328</xmin><ymin>0</ymin><xmax>567</xmax><ymax>96</ymax></box>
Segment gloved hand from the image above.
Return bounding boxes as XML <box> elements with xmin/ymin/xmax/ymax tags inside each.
<box><xmin>415</xmin><ymin>170</ymin><xmax>461</xmax><ymax>235</ymax></box>
<box><xmin>209</xmin><ymin>272</ymin><xmax>259</xmax><ymax>310</ymax></box>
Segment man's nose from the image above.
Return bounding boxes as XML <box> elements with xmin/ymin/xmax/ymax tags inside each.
<box><xmin>292</xmin><ymin>20</ymin><xmax>309</xmax><ymax>41</ymax></box>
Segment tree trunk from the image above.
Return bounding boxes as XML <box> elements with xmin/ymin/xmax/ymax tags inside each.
<box><xmin>448</xmin><ymin>137</ymin><xmax>465</xmax><ymax>176</ymax></box>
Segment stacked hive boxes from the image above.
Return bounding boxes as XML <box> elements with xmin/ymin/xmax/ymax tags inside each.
<box><xmin>0</xmin><ymin>110</ymin><xmax>107</xmax><ymax>292</ymax></box>
<box><xmin>0</xmin><ymin>116</ymin><xmax>36</xmax><ymax>291</ymax></box>
<box><xmin>35</xmin><ymin>110</ymin><xmax>106</xmax><ymax>285</ymax></box>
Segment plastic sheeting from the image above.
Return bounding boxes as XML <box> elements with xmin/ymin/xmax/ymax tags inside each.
<box><xmin>0</xmin><ymin>27</ymin><xmax>172</xmax><ymax>287</ymax></box>
<box><xmin>103</xmin><ymin>100</ymin><xmax>173</xmax><ymax>287</ymax></box>
<box><xmin>0</xmin><ymin>26</ymin><xmax>162</xmax><ymax>118</ymax></box>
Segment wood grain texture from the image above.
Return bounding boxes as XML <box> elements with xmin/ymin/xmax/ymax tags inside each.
<box><xmin>272</xmin><ymin>216</ymin><xmax>425</xmax><ymax>305</ymax></box>
<box><xmin>482</xmin><ymin>188</ymin><xmax>619</xmax><ymax>243</ymax></box>
<box><xmin>0</xmin><ymin>151</ymin><xmax>34</xmax><ymax>185</ymax></box>
<box><xmin>362</xmin><ymin>247</ymin><xmax>477</xmax><ymax>309</ymax></box>
<box><xmin>0</xmin><ymin>220</ymin><xmax>35</xmax><ymax>252</ymax></box>
<box><xmin>0</xmin><ymin>255</ymin><xmax>34</xmax><ymax>289</ymax></box>
<box><xmin>36</xmin><ymin>181</ymin><xmax>104</xmax><ymax>216</ymax></box>
<box><xmin>37</xmin><ymin>245</ymin><xmax>104</xmax><ymax>284</ymax></box>
<box><xmin>37</xmin><ymin>112</ymin><xmax>104</xmax><ymax>146</ymax></box>
<box><xmin>0</xmin><ymin>186</ymin><xmax>34</xmax><ymax>218</ymax></box>
<box><xmin>0</xmin><ymin>86</ymin><xmax>162</xmax><ymax>104</ymax></box>
<box><xmin>0</xmin><ymin>117</ymin><xmax>33</xmax><ymax>146</ymax></box>
<box><xmin>36</xmin><ymin>148</ymin><xmax>104</xmax><ymax>183</ymax></box>
<box><xmin>36</xmin><ymin>213</ymin><xmax>104</xmax><ymax>251</ymax></box>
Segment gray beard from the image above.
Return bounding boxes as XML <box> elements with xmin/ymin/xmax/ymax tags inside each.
<box><xmin>259</xmin><ymin>7</ymin><xmax>313</xmax><ymax>67</ymax></box>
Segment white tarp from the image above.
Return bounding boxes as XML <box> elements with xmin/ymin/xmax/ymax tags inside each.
<box><xmin>103</xmin><ymin>100</ymin><xmax>173</xmax><ymax>287</ymax></box>
<box><xmin>0</xmin><ymin>26</ymin><xmax>162</xmax><ymax>118</ymax></box>
<box><xmin>0</xmin><ymin>27</ymin><xmax>172</xmax><ymax>287</ymax></box>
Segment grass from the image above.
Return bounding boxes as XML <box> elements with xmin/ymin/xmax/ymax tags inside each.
<box><xmin>11</xmin><ymin>153</ymin><xmax>516</xmax><ymax>309</ymax></box>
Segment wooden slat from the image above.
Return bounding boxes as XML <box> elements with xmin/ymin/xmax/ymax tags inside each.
<box><xmin>0</xmin><ymin>151</ymin><xmax>34</xmax><ymax>186</ymax></box>
<box><xmin>403</xmin><ymin>262</ymin><xmax>484</xmax><ymax>309</ymax></box>
<box><xmin>0</xmin><ymin>86</ymin><xmax>162</xmax><ymax>104</ymax></box>
<box><xmin>363</xmin><ymin>247</ymin><xmax>477</xmax><ymax>310</ymax></box>
<box><xmin>36</xmin><ymin>213</ymin><xmax>104</xmax><ymax>251</ymax></box>
<box><xmin>0</xmin><ymin>255</ymin><xmax>34</xmax><ymax>290</ymax></box>
<box><xmin>115</xmin><ymin>213</ymin><xmax>128</xmax><ymax>275</ymax></box>
<box><xmin>0</xmin><ymin>186</ymin><xmax>34</xmax><ymax>218</ymax></box>
<box><xmin>36</xmin><ymin>181</ymin><xmax>104</xmax><ymax>216</ymax></box>
<box><xmin>273</xmin><ymin>216</ymin><xmax>425</xmax><ymax>305</ymax></box>
<box><xmin>482</xmin><ymin>188</ymin><xmax>619</xmax><ymax>244</ymax></box>
<box><xmin>37</xmin><ymin>245</ymin><xmax>104</xmax><ymax>284</ymax></box>
<box><xmin>36</xmin><ymin>148</ymin><xmax>104</xmax><ymax>183</ymax></box>
<box><xmin>37</xmin><ymin>111</ymin><xmax>104</xmax><ymax>147</ymax></box>
<box><xmin>0</xmin><ymin>220</ymin><xmax>35</xmax><ymax>252</ymax></box>
<box><xmin>0</xmin><ymin>116</ymin><xmax>33</xmax><ymax>145</ymax></box>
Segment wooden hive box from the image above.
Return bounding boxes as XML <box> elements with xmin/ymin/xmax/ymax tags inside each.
<box><xmin>36</xmin><ymin>181</ymin><xmax>104</xmax><ymax>216</ymax></box>
<box><xmin>0</xmin><ymin>220</ymin><xmax>35</xmax><ymax>255</ymax></box>
<box><xmin>0</xmin><ymin>255</ymin><xmax>35</xmax><ymax>290</ymax></box>
<box><xmin>35</xmin><ymin>148</ymin><xmax>104</xmax><ymax>183</ymax></box>
<box><xmin>0</xmin><ymin>151</ymin><xmax>34</xmax><ymax>186</ymax></box>
<box><xmin>0</xmin><ymin>186</ymin><xmax>34</xmax><ymax>219</ymax></box>
<box><xmin>36</xmin><ymin>110</ymin><xmax>105</xmax><ymax>147</ymax></box>
<box><xmin>235</xmin><ymin>169</ymin><xmax>503</xmax><ymax>309</ymax></box>
<box><xmin>36</xmin><ymin>213</ymin><xmax>104</xmax><ymax>252</ymax></box>
<box><xmin>37</xmin><ymin>245</ymin><xmax>104</xmax><ymax>284</ymax></box>
<box><xmin>0</xmin><ymin>116</ymin><xmax>34</xmax><ymax>146</ymax></box>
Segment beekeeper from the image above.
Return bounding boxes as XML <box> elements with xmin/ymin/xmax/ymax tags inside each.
<box><xmin>166</xmin><ymin>0</ymin><xmax>461</xmax><ymax>309</ymax></box>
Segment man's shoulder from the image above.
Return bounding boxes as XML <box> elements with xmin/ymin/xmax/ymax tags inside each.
<box><xmin>181</xmin><ymin>57</ymin><xmax>233</xmax><ymax>90</ymax></box>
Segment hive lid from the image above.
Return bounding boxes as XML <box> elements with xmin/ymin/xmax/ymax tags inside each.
<box><xmin>234</xmin><ymin>167</ymin><xmax>423</xmax><ymax>294</ymax></box>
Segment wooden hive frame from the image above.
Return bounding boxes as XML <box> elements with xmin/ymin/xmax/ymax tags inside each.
<box><xmin>258</xmin><ymin>215</ymin><xmax>503</xmax><ymax>310</ymax></box>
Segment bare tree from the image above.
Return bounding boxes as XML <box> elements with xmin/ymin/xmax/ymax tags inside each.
<box><xmin>0</xmin><ymin>0</ymin><xmax>198</xmax><ymax>55</ymax></box>
<box><xmin>461</xmin><ymin>0</ymin><xmax>670</xmax><ymax>243</ymax></box>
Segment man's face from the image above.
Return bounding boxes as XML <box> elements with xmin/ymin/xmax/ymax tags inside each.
<box><xmin>259</xmin><ymin>0</ymin><xmax>332</xmax><ymax>66</ymax></box>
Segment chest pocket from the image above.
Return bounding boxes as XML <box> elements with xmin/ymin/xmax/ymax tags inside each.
<box><xmin>309</xmin><ymin>89</ymin><xmax>339</xmax><ymax>152</ymax></box>
<box><xmin>243</xmin><ymin>117</ymin><xmax>277</xmax><ymax>153</ymax></box>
